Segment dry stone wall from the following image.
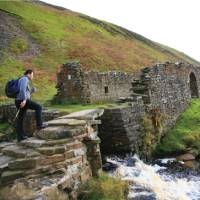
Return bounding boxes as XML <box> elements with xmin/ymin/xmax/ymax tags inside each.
<box><xmin>54</xmin><ymin>61</ymin><xmax>134</xmax><ymax>103</ymax></box>
<box><xmin>131</xmin><ymin>62</ymin><xmax>200</xmax><ymax>129</ymax></box>
<box><xmin>98</xmin><ymin>98</ymin><xmax>145</xmax><ymax>155</ymax></box>
<box><xmin>0</xmin><ymin>104</ymin><xmax>60</xmax><ymax>136</ymax></box>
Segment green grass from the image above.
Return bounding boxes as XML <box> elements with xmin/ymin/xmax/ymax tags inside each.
<box><xmin>155</xmin><ymin>99</ymin><xmax>200</xmax><ymax>156</ymax></box>
<box><xmin>8</xmin><ymin>37</ymin><xmax>29</xmax><ymax>55</ymax></box>
<box><xmin>78</xmin><ymin>172</ymin><xmax>128</xmax><ymax>200</ymax></box>
<box><xmin>0</xmin><ymin>122</ymin><xmax>10</xmax><ymax>132</ymax></box>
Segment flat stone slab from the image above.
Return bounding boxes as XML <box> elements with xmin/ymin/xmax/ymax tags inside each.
<box><xmin>1</xmin><ymin>170</ymin><xmax>24</xmax><ymax>183</ymax></box>
<box><xmin>2</xmin><ymin>145</ymin><xmax>41</xmax><ymax>158</ymax></box>
<box><xmin>58</xmin><ymin>109</ymin><xmax>104</xmax><ymax>120</ymax></box>
<box><xmin>0</xmin><ymin>142</ymin><xmax>15</xmax><ymax>152</ymax></box>
<box><xmin>47</xmin><ymin>118</ymin><xmax>86</xmax><ymax>126</ymax></box>
<box><xmin>0</xmin><ymin>155</ymin><xmax>14</xmax><ymax>172</ymax></box>
<box><xmin>37</xmin><ymin>146</ymin><xmax>66</xmax><ymax>156</ymax></box>
<box><xmin>20</xmin><ymin>137</ymin><xmax>47</xmax><ymax>148</ymax></box>
<box><xmin>35</xmin><ymin>126</ymin><xmax>72</xmax><ymax>140</ymax></box>
<box><xmin>8</xmin><ymin>157</ymin><xmax>38</xmax><ymax>169</ymax></box>
<box><xmin>44</xmin><ymin>138</ymin><xmax>73</xmax><ymax>146</ymax></box>
<box><xmin>35</xmin><ymin>125</ymin><xmax>86</xmax><ymax>140</ymax></box>
<box><xmin>0</xmin><ymin>155</ymin><xmax>14</xmax><ymax>166</ymax></box>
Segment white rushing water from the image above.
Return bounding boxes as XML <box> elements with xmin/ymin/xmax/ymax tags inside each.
<box><xmin>107</xmin><ymin>155</ymin><xmax>200</xmax><ymax>200</ymax></box>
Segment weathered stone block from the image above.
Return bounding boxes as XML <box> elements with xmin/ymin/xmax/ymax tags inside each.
<box><xmin>0</xmin><ymin>142</ymin><xmax>15</xmax><ymax>153</ymax></box>
<box><xmin>1</xmin><ymin>170</ymin><xmax>24</xmax><ymax>184</ymax></box>
<box><xmin>73</xmin><ymin>147</ymin><xmax>87</xmax><ymax>157</ymax></box>
<box><xmin>59</xmin><ymin>109</ymin><xmax>104</xmax><ymax>120</ymax></box>
<box><xmin>65</xmin><ymin>151</ymin><xmax>75</xmax><ymax>159</ymax></box>
<box><xmin>8</xmin><ymin>157</ymin><xmax>38</xmax><ymax>169</ymax></box>
<box><xmin>65</xmin><ymin>141</ymin><xmax>83</xmax><ymax>151</ymax></box>
<box><xmin>38</xmin><ymin>154</ymin><xmax>65</xmax><ymax>165</ymax></box>
<box><xmin>66</xmin><ymin>156</ymin><xmax>82</xmax><ymax>165</ymax></box>
<box><xmin>45</xmin><ymin>138</ymin><xmax>73</xmax><ymax>146</ymax></box>
<box><xmin>57</xmin><ymin>175</ymin><xmax>72</xmax><ymax>190</ymax></box>
<box><xmin>2</xmin><ymin>145</ymin><xmax>40</xmax><ymax>158</ymax></box>
<box><xmin>0</xmin><ymin>155</ymin><xmax>14</xmax><ymax>173</ymax></box>
<box><xmin>35</xmin><ymin>126</ymin><xmax>71</xmax><ymax>140</ymax></box>
<box><xmin>20</xmin><ymin>138</ymin><xmax>47</xmax><ymax>148</ymax></box>
<box><xmin>47</xmin><ymin>118</ymin><xmax>86</xmax><ymax>126</ymax></box>
<box><xmin>37</xmin><ymin>146</ymin><xmax>66</xmax><ymax>156</ymax></box>
<box><xmin>80</xmin><ymin>166</ymin><xmax>92</xmax><ymax>182</ymax></box>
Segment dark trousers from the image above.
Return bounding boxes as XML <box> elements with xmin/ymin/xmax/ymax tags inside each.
<box><xmin>15</xmin><ymin>99</ymin><xmax>42</xmax><ymax>141</ymax></box>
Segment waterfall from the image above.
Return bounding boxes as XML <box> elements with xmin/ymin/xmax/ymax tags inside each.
<box><xmin>106</xmin><ymin>155</ymin><xmax>200</xmax><ymax>200</ymax></box>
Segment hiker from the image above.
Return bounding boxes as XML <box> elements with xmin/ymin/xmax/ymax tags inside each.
<box><xmin>14</xmin><ymin>69</ymin><xmax>48</xmax><ymax>142</ymax></box>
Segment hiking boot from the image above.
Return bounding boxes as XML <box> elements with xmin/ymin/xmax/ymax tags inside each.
<box><xmin>37</xmin><ymin>123</ymin><xmax>48</xmax><ymax>130</ymax></box>
<box><xmin>18</xmin><ymin>135</ymin><xmax>28</xmax><ymax>142</ymax></box>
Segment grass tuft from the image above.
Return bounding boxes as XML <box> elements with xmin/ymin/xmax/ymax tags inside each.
<box><xmin>78</xmin><ymin>172</ymin><xmax>128</xmax><ymax>200</ymax></box>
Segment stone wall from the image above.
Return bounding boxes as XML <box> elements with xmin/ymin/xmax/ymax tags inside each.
<box><xmin>98</xmin><ymin>98</ymin><xmax>145</xmax><ymax>155</ymax></box>
<box><xmin>54</xmin><ymin>61</ymin><xmax>134</xmax><ymax>103</ymax></box>
<box><xmin>0</xmin><ymin>109</ymin><xmax>103</xmax><ymax>200</ymax></box>
<box><xmin>0</xmin><ymin>104</ymin><xmax>60</xmax><ymax>136</ymax></box>
<box><xmin>54</xmin><ymin>62</ymin><xmax>91</xmax><ymax>104</ymax></box>
<box><xmin>131</xmin><ymin>62</ymin><xmax>200</xmax><ymax>129</ymax></box>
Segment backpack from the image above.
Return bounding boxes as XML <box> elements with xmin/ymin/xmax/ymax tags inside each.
<box><xmin>5</xmin><ymin>78</ymin><xmax>20</xmax><ymax>98</ymax></box>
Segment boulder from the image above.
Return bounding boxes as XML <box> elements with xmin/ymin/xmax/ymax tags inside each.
<box><xmin>176</xmin><ymin>153</ymin><xmax>195</xmax><ymax>161</ymax></box>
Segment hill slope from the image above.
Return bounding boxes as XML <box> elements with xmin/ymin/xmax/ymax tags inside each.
<box><xmin>0</xmin><ymin>0</ymin><xmax>199</xmax><ymax>103</ymax></box>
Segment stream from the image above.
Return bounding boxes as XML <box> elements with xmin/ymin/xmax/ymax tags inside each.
<box><xmin>104</xmin><ymin>155</ymin><xmax>200</xmax><ymax>200</ymax></box>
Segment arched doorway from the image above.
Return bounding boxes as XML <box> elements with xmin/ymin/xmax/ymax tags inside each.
<box><xmin>189</xmin><ymin>72</ymin><xmax>199</xmax><ymax>98</ymax></box>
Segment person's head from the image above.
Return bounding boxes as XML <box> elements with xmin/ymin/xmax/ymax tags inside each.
<box><xmin>24</xmin><ymin>69</ymin><xmax>34</xmax><ymax>80</ymax></box>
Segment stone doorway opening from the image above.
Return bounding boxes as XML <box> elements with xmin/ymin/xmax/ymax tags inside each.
<box><xmin>189</xmin><ymin>72</ymin><xmax>199</xmax><ymax>98</ymax></box>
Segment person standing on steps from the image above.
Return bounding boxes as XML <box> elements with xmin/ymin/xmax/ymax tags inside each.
<box><xmin>15</xmin><ymin>69</ymin><xmax>48</xmax><ymax>142</ymax></box>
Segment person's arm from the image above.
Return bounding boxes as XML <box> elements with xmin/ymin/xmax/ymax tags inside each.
<box><xmin>18</xmin><ymin>77</ymin><xmax>28</xmax><ymax>108</ymax></box>
<box><xmin>31</xmin><ymin>86</ymin><xmax>37</xmax><ymax>94</ymax></box>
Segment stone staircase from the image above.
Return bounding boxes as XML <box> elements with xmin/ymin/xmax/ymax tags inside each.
<box><xmin>0</xmin><ymin>109</ymin><xmax>104</xmax><ymax>200</ymax></box>
<box><xmin>130</xmin><ymin>68</ymin><xmax>151</xmax><ymax>105</ymax></box>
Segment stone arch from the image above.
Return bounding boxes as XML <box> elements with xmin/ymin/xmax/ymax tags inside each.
<box><xmin>189</xmin><ymin>72</ymin><xmax>199</xmax><ymax>98</ymax></box>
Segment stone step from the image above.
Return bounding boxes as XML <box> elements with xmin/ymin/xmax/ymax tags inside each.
<box><xmin>0</xmin><ymin>142</ymin><xmax>15</xmax><ymax>153</ymax></box>
<box><xmin>35</xmin><ymin>125</ymin><xmax>86</xmax><ymax>140</ymax></box>
<box><xmin>38</xmin><ymin>154</ymin><xmax>65</xmax><ymax>166</ymax></box>
<box><xmin>20</xmin><ymin>137</ymin><xmax>47</xmax><ymax>148</ymax></box>
<box><xmin>58</xmin><ymin>109</ymin><xmax>104</xmax><ymax>120</ymax></box>
<box><xmin>20</xmin><ymin>137</ymin><xmax>74</xmax><ymax>148</ymax></box>
<box><xmin>8</xmin><ymin>157</ymin><xmax>39</xmax><ymax>170</ymax></box>
<box><xmin>2</xmin><ymin>144</ymin><xmax>41</xmax><ymax>158</ymax></box>
<box><xmin>36</xmin><ymin>146</ymin><xmax>66</xmax><ymax>156</ymax></box>
<box><xmin>44</xmin><ymin>138</ymin><xmax>74</xmax><ymax>146</ymax></box>
<box><xmin>35</xmin><ymin>126</ymin><xmax>72</xmax><ymax>140</ymax></box>
<box><xmin>1</xmin><ymin>170</ymin><xmax>24</xmax><ymax>184</ymax></box>
<box><xmin>47</xmin><ymin>118</ymin><xmax>87</xmax><ymax>126</ymax></box>
<box><xmin>0</xmin><ymin>154</ymin><xmax>15</xmax><ymax>173</ymax></box>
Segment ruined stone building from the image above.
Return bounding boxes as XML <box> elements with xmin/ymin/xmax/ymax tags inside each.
<box><xmin>53</xmin><ymin>61</ymin><xmax>135</xmax><ymax>104</ymax></box>
<box><xmin>54</xmin><ymin>61</ymin><xmax>200</xmax><ymax>105</ymax></box>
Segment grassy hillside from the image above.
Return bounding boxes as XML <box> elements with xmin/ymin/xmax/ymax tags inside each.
<box><xmin>0</xmin><ymin>0</ymin><xmax>199</xmax><ymax>104</ymax></box>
